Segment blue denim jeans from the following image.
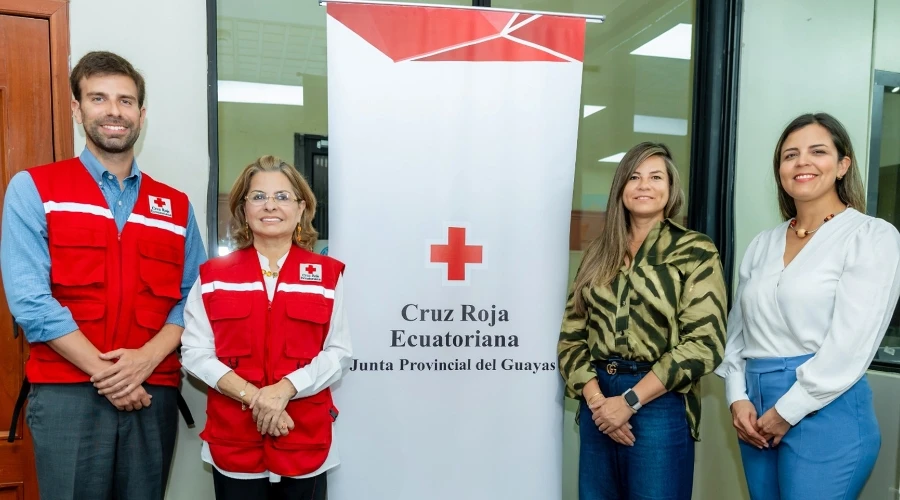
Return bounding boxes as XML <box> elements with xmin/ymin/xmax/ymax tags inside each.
<box><xmin>578</xmin><ymin>361</ymin><xmax>694</xmax><ymax>500</ymax></box>
<box><xmin>739</xmin><ymin>354</ymin><xmax>881</xmax><ymax>500</ymax></box>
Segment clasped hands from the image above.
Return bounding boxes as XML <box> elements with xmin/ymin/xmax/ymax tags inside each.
<box><xmin>90</xmin><ymin>347</ymin><xmax>158</xmax><ymax>411</ymax></box>
<box><xmin>245</xmin><ymin>379</ymin><xmax>299</xmax><ymax>438</ymax></box>
<box><xmin>589</xmin><ymin>395</ymin><xmax>636</xmax><ymax>447</ymax></box>
<box><xmin>730</xmin><ymin>400</ymin><xmax>791</xmax><ymax>449</ymax></box>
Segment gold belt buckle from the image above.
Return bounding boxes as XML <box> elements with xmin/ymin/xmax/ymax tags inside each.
<box><xmin>606</xmin><ymin>361</ymin><xmax>618</xmax><ymax>375</ymax></box>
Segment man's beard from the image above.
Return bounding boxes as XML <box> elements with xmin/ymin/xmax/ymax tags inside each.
<box><xmin>84</xmin><ymin>119</ymin><xmax>141</xmax><ymax>154</ymax></box>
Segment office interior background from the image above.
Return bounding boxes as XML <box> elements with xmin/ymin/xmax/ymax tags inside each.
<box><xmin>0</xmin><ymin>0</ymin><xmax>898</xmax><ymax>498</ymax></box>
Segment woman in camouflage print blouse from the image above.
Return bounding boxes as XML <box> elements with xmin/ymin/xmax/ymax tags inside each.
<box><xmin>558</xmin><ymin>142</ymin><xmax>727</xmax><ymax>500</ymax></box>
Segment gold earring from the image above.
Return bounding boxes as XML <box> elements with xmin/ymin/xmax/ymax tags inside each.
<box><xmin>295</xmin><ymin>224</ymin><xmax>302</xmax><ymax>239</ymax></box>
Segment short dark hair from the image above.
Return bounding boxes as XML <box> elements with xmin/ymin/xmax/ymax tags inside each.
<box><xmin>70</xmin><ymin>51</ymin><xmax>146</xmax><ymax>107</ymax></box>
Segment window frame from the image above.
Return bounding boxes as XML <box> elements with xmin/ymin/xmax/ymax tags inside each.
<box><xmin>686</xmin><ymin>0</ymin><xmax>743</xmax><ymax>298</ymax></box>
<box><xmin>868</xmin><ymin>69</ymin><xmax>900</xmax><ymax>374</ymax></box>
<box><xmin>205</xmin><ymin>0</ymin><xmax>220</xmax><ymax>258</ymax></box>
<box><xmin>867</xmin><ymin>70</ymin><xmax>900</xmax><ymax>217</ymax></box>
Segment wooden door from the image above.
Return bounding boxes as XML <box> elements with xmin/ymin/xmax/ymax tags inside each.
<box><xmin>0</xmin><ymin>1</ymin><xmax>71</xmax><ymax>499</ymax></box>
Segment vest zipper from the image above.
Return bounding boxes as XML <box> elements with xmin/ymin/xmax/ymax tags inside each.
<box><xmin>112</xmin><ymin>231</ymin><xmax>123</xmax><ymax>349</ymax></box>
<box><xmin>265</xmin><ymin>299</ymin><xmax>272</xmax><ymax>387</ymax></box>
<box><xmin>262</xmin><ymin>266</ymin><xmax>277</xmax><ymax>388</ymax></box>
<box><xmin>262</xmin><ymin>254</ymin><xmax>284</xmax><ymax>387</ymax></box>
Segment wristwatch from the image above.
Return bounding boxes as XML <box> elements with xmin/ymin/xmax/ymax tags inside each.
<box><xmin>622</xmin><ymin>388</ymin><xmax>642</xmax><ymax>412</ymax></box>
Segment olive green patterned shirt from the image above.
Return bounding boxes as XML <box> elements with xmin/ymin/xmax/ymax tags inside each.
<box><xmin>558</xmin><ymin>219</ymin><xmax>727</xmax><ymax>440</ymax></box>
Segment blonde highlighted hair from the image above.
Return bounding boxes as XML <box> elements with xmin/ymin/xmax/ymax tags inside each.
<box><xmin>228</xmin><ymin>155</ymin><xmax>318</xmax><ymax>251</ymax></box>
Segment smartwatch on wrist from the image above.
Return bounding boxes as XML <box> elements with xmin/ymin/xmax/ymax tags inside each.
<box><xmin>622</xmin><ymin>388</ymin><xmax>642</xmax><ymax>412</ymax></box>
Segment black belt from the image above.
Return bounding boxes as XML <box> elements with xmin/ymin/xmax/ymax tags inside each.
<box><xmin>594</xmin><ymin>359</ymin><xmax>653</xmax><ymax>376</ymax></box>
<box><xmin>178</xmin><ymin>392</ymin><xmax>195</xmax><ymax>427</ymax></box>
<box><xmin>7</xmin><ymin>377</ymin><xmax>30</xmax><ymax>443</ymax></box>
<box><xmin>8</xmin><ymin>377</ymin><xmax>194</xmax><ymax>443</ymax></box>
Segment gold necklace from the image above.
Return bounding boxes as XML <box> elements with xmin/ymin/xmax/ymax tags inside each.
<box><xmin>261</xmin><ymin>269</ymin><xmax>278</xmax><ymax>278</ymax></box>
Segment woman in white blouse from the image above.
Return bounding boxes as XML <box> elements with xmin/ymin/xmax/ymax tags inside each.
<box><xmin>716</xmin><ymin>113</ymin><xmax>900</xmax><ymax>499</ymax></box>
<box><xmin>182</xmin><ymin>156</ymin><xmax>352</xmax><ymax>500</ymax></box>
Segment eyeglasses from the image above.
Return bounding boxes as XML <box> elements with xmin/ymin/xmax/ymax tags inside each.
<box><xmin>245</xmin><ymin>190</ymin><xmax>299</xmax><ymax>206</ymax></box>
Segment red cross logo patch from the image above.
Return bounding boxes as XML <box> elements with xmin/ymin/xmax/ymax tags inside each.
<box><xmin>300</xmin><ymin>263</ymin><xmax>322</xmax><ymax>282</ymax></box>
<box><xmin>149</xmin><ymin>196</ymin><xmax>172</xmax><ymax>218</ymax></box>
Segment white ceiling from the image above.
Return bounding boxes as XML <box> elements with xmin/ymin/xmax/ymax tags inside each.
<box><xmin>217</xmin><ymin>16</ymin><xmax>326</xmax><ymax>84</ymax></box>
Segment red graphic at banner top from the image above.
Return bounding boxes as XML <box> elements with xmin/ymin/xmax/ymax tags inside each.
<box><xmin>417</xmin><ymin>37</ymin><xmax>565</xmax><ymax>62</ymax></box>
<box><xmin>327</xmin><ymin>3</ymin><xmax>585</xmax><ymax>63</ymax></box>
<box><xmin>430</xmin><ymin>227</ymin><xmax>483</xmax><ymax>281</ymax></box>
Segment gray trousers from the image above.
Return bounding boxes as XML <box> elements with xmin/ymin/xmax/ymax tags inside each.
<box><xmin>26</xmin><ymin>383</ymin><xmax>178</xmax><ymax>500</ymax></box>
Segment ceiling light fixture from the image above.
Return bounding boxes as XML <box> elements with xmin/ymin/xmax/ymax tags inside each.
<box><xmin>631</xmin><ymin>23</ymin><xmax>692</xmax><ymax>60</ymax></box>
<box><xmin>217</xmin><ymin>81</ymin><xmax>304</xmax><ymax>106</ymax></box>
<box><xmin>598</xmin><ymin>152</ymin><xmax>626</xmax><ymax>163</ymax></box>
<box><xmin>633</xmin><ymin>114</ymin><xmax>688</xmax><ymax>136</ymax></box>
<box><xmin>583</xmin><ymin>105</ymin><xmax>607</xmax><ymax>118</ymax></box>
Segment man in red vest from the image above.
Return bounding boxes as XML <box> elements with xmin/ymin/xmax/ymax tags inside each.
<box><xmin>0</xmin><ymin>51</ymin><xmax>206</xmax><ymax>500</ymax></box>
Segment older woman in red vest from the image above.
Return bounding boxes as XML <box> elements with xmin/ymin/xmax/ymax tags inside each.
<box><xmin>181</xmin><ymin>155</ymin><xmax>352</xmax><ymax>500</ymax></box>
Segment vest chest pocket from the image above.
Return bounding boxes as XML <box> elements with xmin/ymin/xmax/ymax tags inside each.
<box><xmin>204</xmin><ymin>368</ymin><xmax>265</xmax><ymax>446</ymax></box>
<box><xmin>209</xmin><ymin>297</ymin><xmax>253</xmax><ymax>360</ymax></box>
<box><xmin>272</xmin><ymin>389</ymin><xmax>333</xmax><ymax>450</ymax></box>
<box><xmin>49</xmin><ymin>226</ymin><xmax>106</xmax><ymax>287</ymax></box>
<box><xmin>138</xmin><ymin>240</ymin><xmax>184</xmax><ymax>300</ymax></box>
<box><xmin>268</xmin><ymin>389</ymin><xmax>335</xmax><ymax>476</ymax></box>
<box><xmin>283</xmin><ymin>298</ymin><xmax>332</xmax><ymax>359</ymax></box>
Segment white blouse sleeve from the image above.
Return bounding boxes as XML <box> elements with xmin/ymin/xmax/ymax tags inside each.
<box><xmin>283</xmin><ymin>274</ymin><xmax>353</xmax><ymax>399</ymax></box>
<box><xmin>715</xmin><ymin>233</ymin><xmax>762</xmax><ymax>407</ymax></box>
<box><xmin>180</xmin><ymin>277</ymin><xmax>233</xmax><ymax>390</ymax></box>
<box><xmin>775</xmin><ymin>219</ymin><xmax>900</xmax><ymax>425</ymax></box>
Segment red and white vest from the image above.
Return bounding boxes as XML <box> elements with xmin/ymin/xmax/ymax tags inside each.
<box><xmin>198</xmin><ymin>245</ymin><xmax>343</xmax><ymax>477</ymax></box>
<box><xmin>27</xmin><ymin>158</ymin><xmax>188</xmax><ymax>387</ymax></box>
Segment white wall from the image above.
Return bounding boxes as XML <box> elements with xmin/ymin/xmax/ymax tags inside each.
<box><xmin>69</xmin><ymin>2</ymin><xmax>213</xmax><ymax>499</ymax></box>
<box><xmin>874</xmin><ymin>0</ymin><xmax>900</xmax><ymax>74</ymax></box>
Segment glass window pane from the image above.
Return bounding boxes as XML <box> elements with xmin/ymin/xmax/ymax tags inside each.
<box><xmin>874</xmin><ymin>83</ymin><xmax>900</xmax><ymax>366</ymax></box>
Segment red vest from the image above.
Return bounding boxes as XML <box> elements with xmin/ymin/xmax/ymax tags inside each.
<box><xmin>27</xmin><ymin>158</ymin><xmax>188</xmax><ymax>387</ymax></box>
<box><xmin>198</xmin><ymin>246</ymin><xmax>343</xmax><ymax>476</ymax></box>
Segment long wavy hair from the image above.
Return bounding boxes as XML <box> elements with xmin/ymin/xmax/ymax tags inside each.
<box><xmin>228</xmin><ymin>155</ymin><xmax>318</xmax><ymax>251</ymax></box>
<box><xmin>773</xmin><ymin>113</ymin><xmax>866</xmax><ymax>219</ymax></box>
<box><xmin>571</xmin><ymin>142</ymin><xmax>684</xmax><ymax>315</ymax></box>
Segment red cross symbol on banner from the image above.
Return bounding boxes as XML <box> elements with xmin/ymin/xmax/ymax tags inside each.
<box><xmin>429</xmin><ymin>227</ymin><xmax>483</xmax><ymax>281</ymax></box>
<box><xmin>153</xmin><ymin>197</ymin><xmax>167</xmax><ymax>208</ymax></box>
<box><xmin>305</xmin><ymin>265</ymin><xmax>317</xmax><ymax>274</ymax></box>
